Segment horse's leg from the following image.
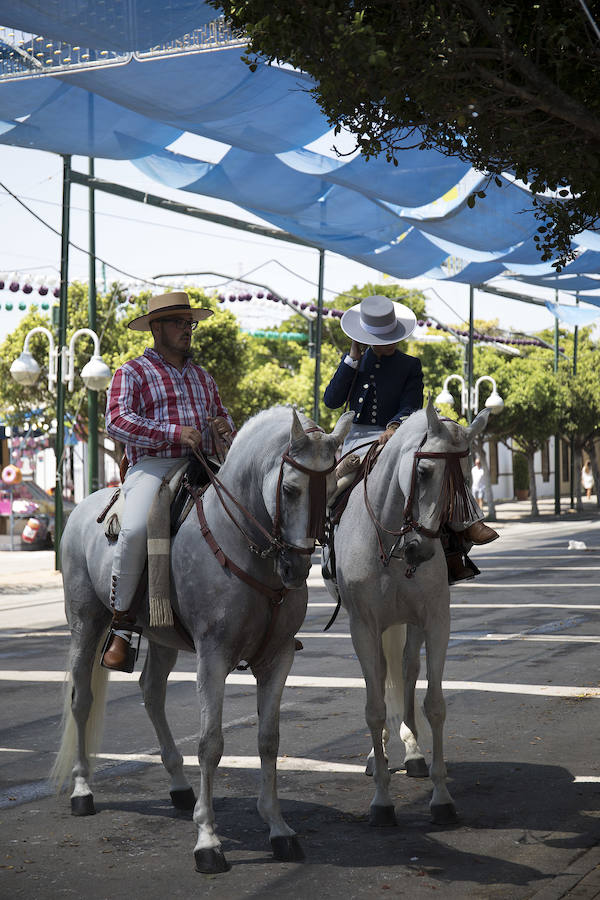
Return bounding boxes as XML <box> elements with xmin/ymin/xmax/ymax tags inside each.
<box><xmin>364</xmin><ymin>726</ymin><xmax>389</xmax><ymax>777</ymax></box>
<box><xmin>255</xmin><ymin>641</ymin><xmax>305</xmax><ymax>862</ymax></box>
<box><xmin>52</xmin><ymin>596</ymin><xmax>110</xmax><ymax>816</ymax></box>
<box><xmin>350</xmin><ymin>619</ymin><xmax>397</xmax><ymax>826</ymax></box>
<box><xmin>192</xmin><ymin>649</ymin><xmax>230</xmax><ymax>874</ymax></box>
<box><xmin>423</xmin><ymin>615</ymin><xmax>457</xmax><ymax>824</ymax></box>
<box><xmin>139</xmin><ymin>642</ymin><xmax>196</xmax><ymax>810</ymax></box>
<box><xmin>401</xmin><ymin>624</ymin><xmax>429</xmax><ymax>778</ymax></box>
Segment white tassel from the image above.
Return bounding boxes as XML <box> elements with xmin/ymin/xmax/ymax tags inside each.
<box><xmin>149</xmin><ymin>595</ymin><xmax>174</xmax><ymax>627</ymax></box>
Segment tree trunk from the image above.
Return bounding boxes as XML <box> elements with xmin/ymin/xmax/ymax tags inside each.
<box><xmin>573</xmin><ymin>442</ymin><xmax>584</xmax><ymax>512</ymax></box>
<box><xmin>473</xmin><ymin>436</ymin><xmax>496</xmax><ymax>520</ymax></box>
<box><xmin>527</xmin><ymin>449</ymin><xmax>539</xmax><ymax>516</ymax></box>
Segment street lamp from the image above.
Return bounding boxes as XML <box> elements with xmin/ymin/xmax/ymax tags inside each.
<box><xmin>10</xmin><ymin>326</ymin><xmax>111</xmax><ymax>393</ymax></box>
<box><xmin>10</xmin><ymin>326</ymin><xmax>112</xmax><ymax>567</ymax></box>
<box><xmin>435</xmin><ymin>374</ymin><xmax>504</xmax><ymax>417</ymax></box>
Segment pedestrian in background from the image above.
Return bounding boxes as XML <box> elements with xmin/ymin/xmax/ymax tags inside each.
<box><xmin>582</xmin><ymin>459</ymin><xmax>594</xmax><ymax>500</ymax></box>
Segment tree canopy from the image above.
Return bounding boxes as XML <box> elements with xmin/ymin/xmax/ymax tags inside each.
<box><xmin>213</xmin><ymin>1</ymin><xmax>600</xmax><ymax>266</ymax></box>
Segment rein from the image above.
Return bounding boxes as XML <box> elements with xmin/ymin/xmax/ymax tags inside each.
<box><xmin>188</xmin><ymin>428</ymin><xmax>335</xmax><ymax>670</ymax></box>
<box><xmin>362</xmin><ymin>434</ymin><xmax>473</xmax><ymax>567</ymax></box>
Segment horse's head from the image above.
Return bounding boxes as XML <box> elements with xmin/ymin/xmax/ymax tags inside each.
<box><xmin>396</xmin><ymin>399</ymin><xmax>490</xmax><ymax>567</ymax></box>
<box><xmin>266</xmin><ymin>409</ymin><xmax>353</xmax><ymax>588</ymax></box>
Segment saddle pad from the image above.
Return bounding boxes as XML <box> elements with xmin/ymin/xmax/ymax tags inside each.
<box><xmin>102</xmin><ymin>459</ymin><xmax>192</xmax><ymax>541</ymax></box>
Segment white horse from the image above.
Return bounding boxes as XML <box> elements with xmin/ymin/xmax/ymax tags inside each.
<box><xmin>327</xmin><ymin>401</ymin><xmax>490</xmax><ymax>825</ymax></box>
<box><xmin>51</xmin><ymin>406</ymin><xmax>352</xmax><ymax>873</ymax></box>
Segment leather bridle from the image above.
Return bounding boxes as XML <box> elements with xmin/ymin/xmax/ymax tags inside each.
<box><xmin>186</xmin><ymin>432</ymin><xmax>336</xmax><ymax>671</ymax></box>
<box><xmin>362</xmin><ymin>434</ymin><xmax>471</xmax><ymax>567</ymax></box>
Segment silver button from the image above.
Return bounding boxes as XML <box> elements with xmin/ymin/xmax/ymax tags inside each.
<box><xmin>371</xmin><ymin>418</ymin><xmax>377</xmax><ymax>423</ymax></box>
<box><xmin>358</xmin><ymin>397</ymin><xmax>363</xmax><ymax>403</ymax></box>
<box><xmin>363</xmin><ymin>383</ymin><xmax>369</xmax><ymax>389</ymax></box>
<box><xmin>375</xmin><ymin>363</ymin><xmax>380</xmax><ymax>369</ymax></box>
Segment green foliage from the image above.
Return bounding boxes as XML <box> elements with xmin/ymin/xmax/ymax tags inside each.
<box><xmin>214</xmin><ymin>0</ymin><xmax>600</xmax><ymax>265</ymax></box>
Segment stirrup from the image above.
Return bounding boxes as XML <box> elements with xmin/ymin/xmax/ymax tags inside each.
<box><xmin>100</xmin><ymin>622</ymin><xmax>143</xmax><ymax>674</ymax></box>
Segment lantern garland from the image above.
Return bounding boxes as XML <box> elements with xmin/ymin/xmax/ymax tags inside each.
<box><xmin>0</xmin><ymin>277</ymin><xmax>549</xmax><ymax>349</ymax></box>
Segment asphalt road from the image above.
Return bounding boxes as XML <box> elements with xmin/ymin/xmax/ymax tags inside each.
<box><xmin>1</xmin><ymin>516</ymin><xmax>600</xmax><ymax>899</ymax></box>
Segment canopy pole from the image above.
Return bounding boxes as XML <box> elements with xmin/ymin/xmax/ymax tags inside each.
<box><xmin>88</xmin><ymin>156</ymin><xmax>99</xmax><ymax>494</ymax></box>
<box><xmin>554</xmin><ymin>291</ymin><xmax>561</xmax><ymax>516</ymax></box>
<box><xmin>55</xmin><ymin>154</ymin><xmax>71</xmax><ymax>569</ymax></box>
<box><xmin>569</xmin><ymin>293</ymin><xmax>579</xmax><ymax>508</ymax></box>
<box><xmin>466</xmin><ymin>286</ymin><xmax>474</xmax><ymax>423</ymax></box>
<box><xmin>313</xmin><ymin>249</ymin><xmax>325</xmax><ymax>424</ymax></box>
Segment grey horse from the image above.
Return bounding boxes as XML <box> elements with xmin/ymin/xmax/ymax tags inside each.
<box><xmin>327</xmin><ymin>401</ymin><xmax>490</xmax><ymax>826</ymax></box>
<box><xmin>51</xmin><ymin>406</ymin><xmax>352</xmax><ymax>873</ymax></box>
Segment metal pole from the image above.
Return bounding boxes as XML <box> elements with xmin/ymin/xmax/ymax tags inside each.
<box><xmin>313</xmin><ymin>249</ymin><xmax>325</xmax><ymax>424</ymax></box>
<box><xmin>554</xmin><ymin>293</ymin><xmax>560</xmax><ymax>516</ymax></box>
<box><xmin>88</xmin><ymin>156</ymin><xmax>99</xmax><ymax>494</ymax></box>
<box><xmin>466</xmin><ymin>286</ymin><xmax>474</xmax><ymax>423</ymax></box>
<box><xmin>55</xmin><ymin>154</ymin><xmax>71</xmax><ymax>569</ymax></box>
<box><xmin>570</xmin><ymin>294</ymin><xmax>579</xmax><ymax>509</ymax></box>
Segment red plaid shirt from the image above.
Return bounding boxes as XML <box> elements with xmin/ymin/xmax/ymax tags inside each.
<box><xmin>106</xmin><ymin>348</ymin><xmax>235</xmax><ymax>467</ymax></box>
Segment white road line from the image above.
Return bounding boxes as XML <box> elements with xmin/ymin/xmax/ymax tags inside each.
<box><xmin>454</xmin><ymin>584</ymin><xmax>600</xmax><ymax>588</ymax></box>
<box><xmin>1</xmin><ymin>669</ymin><xmax>599</xmax><ymax>697</ymax></box>
<box><xmin>297</xmin><ymin>632</ymin><xmax>600</xmax><ymax>644</ymax></box>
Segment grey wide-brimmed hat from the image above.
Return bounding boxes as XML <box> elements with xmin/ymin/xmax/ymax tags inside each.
<box><xmin>127</xmin><ymin>291</ymin><xmax>213</xmax><ymax>332</ymax></box>
<box><xmin>340</xmin><ymin>295</ymin><xmax>417</xmax><ymax>345</ymax></box>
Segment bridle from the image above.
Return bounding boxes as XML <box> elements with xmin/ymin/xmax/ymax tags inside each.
<box><xmin>186</xmin><ymin>429</ymin><xmax>336</xmax><ymax>671</ymax></box>
<box><xmin>362</xmin><ymin>434</ymin><xmax>473</xmax><ymax>567</ymax></box>
<box><xmin>190</xmin><ymin>430</ymin><xmax>335</xmax><ymax>559</ymax></box>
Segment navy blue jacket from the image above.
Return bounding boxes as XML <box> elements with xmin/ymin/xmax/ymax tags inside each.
<box><xmin>323</xmin><ymin>348</ymin><xmax>424</xmax><ymax>426</ymax></box>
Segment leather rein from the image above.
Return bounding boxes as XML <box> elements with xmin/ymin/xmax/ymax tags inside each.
<box><xmin>186</xmin><ymin>429</ymin><xmax>335</xmax><ymax>670</ymax></box>
<box><xmin>361</xmin><ymin>435</ymin><xmax>470</xmax><ymax>568</ymax></box>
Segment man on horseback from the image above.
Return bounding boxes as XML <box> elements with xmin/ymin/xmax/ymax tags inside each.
<box><xmin>101</xmin><ymin>291</ymin><xmax>235</xmax><ymax>671</ymax></box>
<box><xmin>323</xmin><ymin>294</ymin><xmax>498</xmax><ymax>545</ymax></box>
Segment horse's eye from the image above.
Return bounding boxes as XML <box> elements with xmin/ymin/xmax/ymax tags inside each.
<box><xmin>283</xmin><ymin>484</ymin><xmax>301</xmax><ymax>499</ymax></box>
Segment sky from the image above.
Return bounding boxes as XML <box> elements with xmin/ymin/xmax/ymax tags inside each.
<box><xmin>0</xmin><ymin>142</ymin><xmax>590</xmax><ymax>346</ymax></box>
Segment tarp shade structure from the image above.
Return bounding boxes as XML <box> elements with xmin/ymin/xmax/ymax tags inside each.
<box><xmin>0</xmin><ymin>0</ymin><xmax>599</xmax><ymax>297</ymax></box>
<box><xmin>545</xmin><ymin>301</ymin><xmax>600</xmax><ymax>325</ymax></box>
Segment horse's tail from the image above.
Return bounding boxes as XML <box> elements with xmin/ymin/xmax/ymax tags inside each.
<box><xmin>49</xmin><ymin>628</ymin><xmax>110</xmax><ymax>792</ymax></box>
<box><xmin>382</xmin><ymin>623</ymin><xmax>427</xmax><ymax>740</ymax></box>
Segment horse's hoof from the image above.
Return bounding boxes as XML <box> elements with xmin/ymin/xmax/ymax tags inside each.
<box><xmin>431</xmin><ymin>803</ymin><xmax>458</xmax><ymax>825</ymax></box>
<box><xmin>405</xmin><ymin>757</ymin><xmax>429</xmax><ymax>778</ymax></box>
<box><xmin>271</xmin><ymin>835</ymin><xmax>305</xmax><ymax>862</ymax></box>
<box><xmin>365</xmin><ymin>757</ymin><xmax>374</xmax><ymax>777</ymax></box>
<box><xmin>170</xmin><ymin>788</ymin><xmax>196</xmax><ymax>810</ymax></box>
<box><xmin>71</xmin><ymin>794</ymin><xmax>95</xmax><ymax>816</ymax></box>
<box><xmin>369</xmin><ymin>804</ymin><xmax>397</xmax><ymax>827</ymax></box>
<box><xmin>194</xmin><ymin>847</ymin><xmax>230</xmax><ymax>874</ymax></box>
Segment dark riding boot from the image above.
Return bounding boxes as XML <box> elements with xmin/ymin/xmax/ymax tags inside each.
<box><xmin>101</xmin><ymin>602</ymin><xmax>140</xmax><ymax>673</ymax></box>
<box><xmin>101</xmin><ymin>633</ymin><xmax>132</xmax><ymax>671</ymax></box>
<box><xmin>446</xmin><ymin>550</ymin><xmax>481</xmax><ymax>585</ymax></box>
<box><xmin>461</xmin><ymin>521</ymin><xmax>499</xmax><ymax>545</ymax></box>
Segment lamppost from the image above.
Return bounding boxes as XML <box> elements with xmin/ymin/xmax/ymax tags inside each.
<box><xmin>435</xmin><ymin>374</ymin><xmax>504</xmax><ymax>418</ymax></box>
<box><xmin>10</xmin><ymin>326</ymin><xmax>112</xmax><ymax>568</ymax></box>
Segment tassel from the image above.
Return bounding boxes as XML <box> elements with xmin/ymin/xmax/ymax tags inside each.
<box><xmin>149</xmin><ymin>595</ymin><xmax>174</xmax><ymax>627</ymax></box>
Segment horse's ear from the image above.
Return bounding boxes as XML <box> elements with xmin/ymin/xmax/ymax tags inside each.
<box><xmin>289</xmin><ymin>408</ymin><xmax>309</xmax><ymax>451</ymax></box>
<box><xmin>465</xmin><ymin>407</ymin><xmax>491</xmax><ymax>441</ymax></box>
<box><xmin>425</xmin><ymin>396</ymin><xmax>442</xmax><ymax>435</ymax></box>
<box><xmin>330</xmin><ymin>410</ymin><xmax>354</xmax><ymax>448</ymax></box>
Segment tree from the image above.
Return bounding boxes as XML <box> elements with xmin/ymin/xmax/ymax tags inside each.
<box><xmin>555</xmin><ymin>332</ymin><xmax>600</xmax><ymax>509</ymax></box>
<box><xmin>214</xmin><ymin>1</ymin><xmax>600</xmax><ymax>265</ymax></box>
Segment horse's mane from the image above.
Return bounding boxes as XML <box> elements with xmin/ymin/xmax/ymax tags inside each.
<box><xmin>222</xmin><ymin>406</ymin><xmax>313</xmax><ymax>475</ymax></box>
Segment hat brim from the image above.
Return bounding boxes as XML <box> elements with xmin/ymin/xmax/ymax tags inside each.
<box><xmin>127</xmin><ymin>306</ymin><xmax>214</xmax><ymax>332</ymax></box>
<box><xmin>340</xmin><ymin>302</ymin><xmax>417</xmax><ymax>345</ymax></box>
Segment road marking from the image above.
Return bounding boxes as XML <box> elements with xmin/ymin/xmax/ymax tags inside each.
<box><xmin>454</xmin><ymin>584</ymin><xmax>600</xmax><ymax>588</ymax></box>
<box><xmin>0</xmin><ymin>748</ymin><xmax>364</xmax><ymax>773</ymax></box>
<box><xmin>1</xmin><ymin>669</ymin><xmax>598</xmax><ymax>697</ymax></box>
<box><xmin>297</xmin><ymin>632</ymin><xmax>600</xmax><ymax>644</ymax></box>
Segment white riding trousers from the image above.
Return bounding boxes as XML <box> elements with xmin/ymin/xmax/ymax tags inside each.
<box><xmin>111</xmin><ymin>455</ymin><xmax>178</xmax><ymax>611</ymax></box>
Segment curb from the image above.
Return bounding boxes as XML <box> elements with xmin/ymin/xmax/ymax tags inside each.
<box><xmin>529</xmin><ymin>845</ymin><xmax>600</xmax><ymax>899</ymax></box>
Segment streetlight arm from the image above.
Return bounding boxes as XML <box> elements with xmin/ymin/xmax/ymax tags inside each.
<box><xmin>22</xmin><ymin>326</ymin><xmax>57</xmax><ymax>390</ymax></box>
<box><xmin>66</xmin><ymin>328</ymin><xmax>102</xmax><ymax>391</ymax></box>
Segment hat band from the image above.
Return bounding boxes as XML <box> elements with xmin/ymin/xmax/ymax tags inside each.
<box><xmin>360</xmin><ymin>317</ymin><xmax>398</xmax><ymax>335</ymax></box>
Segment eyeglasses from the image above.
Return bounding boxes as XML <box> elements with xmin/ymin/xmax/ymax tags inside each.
<box><xmin>158</xmin><ymin>317</ymin><xmax>198</xmax><ymax>331</ymax></box>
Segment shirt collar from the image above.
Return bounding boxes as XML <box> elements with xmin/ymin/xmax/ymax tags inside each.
<box><xmin>144</xmin><ymin>346</ymin><xmax>191</xmax><ymax>373</ymax></box>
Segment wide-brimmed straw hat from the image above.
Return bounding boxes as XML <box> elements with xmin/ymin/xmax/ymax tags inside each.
<box><xmin>340</xmin><ymin>295</ymin><xmax>417</xmax><ymax>345</ymax></box>
<box><xmin>127</xmin><ymin>291</ymin><xmax>214</xmax><ymax>332</ymax></box>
